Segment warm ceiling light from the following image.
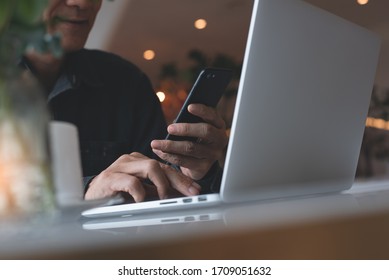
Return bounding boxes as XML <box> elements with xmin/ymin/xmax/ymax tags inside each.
<box><xmin>357</xmin><ymin>0</ymin><xmax>369</xmax><ymax>5</ymax></box>
<box><xmin>156</xmin><ymin>91</ymin><xmax>166</xmax><ymax>102</ymax></box>
<box><xmin>194</xmin><ymin>19</ymin><xmax>207</xmax><ymax>30</ymax></box>
<box><xmin>143</xmin><ymin>50</ymin><xmax>155</xmax><ymax>60</ymax></box>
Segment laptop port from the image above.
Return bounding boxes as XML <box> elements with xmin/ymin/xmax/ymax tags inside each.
<box><xmin>185</xmin><ymin>216</ymin><xmax>195</xmax><ymax>222</ymax></box>
<box><xmin>160</xmin><ymin>201</ymin><xmax>178</xmax><ymax>205</ymax></box>
<box><xmin>199</xmin><ymin>215</ymin><xmax>210</xmax><ymax>221</ymax></box>
<box><xmin>161</xmin><ymin>218</ymin><xmax>180</xmax><ymax>223</ymax></box>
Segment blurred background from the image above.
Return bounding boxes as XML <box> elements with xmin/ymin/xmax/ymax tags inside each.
<box><xmin>85</xmin><ymin>0</ymin><xmax>389</xmax><ymax>179</ymax></box>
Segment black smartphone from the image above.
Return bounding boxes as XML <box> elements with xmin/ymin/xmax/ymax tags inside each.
<box><xmin>166</xmin><ymin>68</ymin><xmax>233</xmax><ymax>142</ymax></box>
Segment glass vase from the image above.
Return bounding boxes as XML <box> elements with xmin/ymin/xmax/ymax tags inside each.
<box><xmin>0</xmin><ymin>70</ymin><xmax>56</xmax><ymax>220</ymax></box>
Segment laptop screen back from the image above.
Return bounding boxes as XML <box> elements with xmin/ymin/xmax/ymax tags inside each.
<box><xmin>220</xmin><ymin>0</ymin><xmax>381</xmax><ymax>202</ymax></box>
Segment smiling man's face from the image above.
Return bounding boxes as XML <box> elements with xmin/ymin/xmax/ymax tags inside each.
<box><xmin>43</xmin><ymin>0</ymin><xmax>102</xmax><ymax>53</ymax></box>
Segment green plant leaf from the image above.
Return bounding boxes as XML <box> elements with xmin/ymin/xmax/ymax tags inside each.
<box><xmin>14</xmin><ymin>0</ymin><xmax>48</xmax><ymax>26</ymax></box>
<box><xmin>0</xmin><ymin>0</ymin><xmax>13</xmax><ymax>32</ymax></box>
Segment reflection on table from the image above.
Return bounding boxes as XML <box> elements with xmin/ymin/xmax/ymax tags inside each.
<box><xmin>1</xmin><ymin>179</ymin><xmax>389</xmax><ymax>259</ymax></box>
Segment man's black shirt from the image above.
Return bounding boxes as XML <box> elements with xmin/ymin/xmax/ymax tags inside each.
<box><xmin>41</xmin><ymin>48</ymin><xmax>220</xmax><ymax>193</ymax></box>
<box><xmin>48</xmin><ymin>49</ymin><xmax>167</xmax><ymax>178</ymax></box>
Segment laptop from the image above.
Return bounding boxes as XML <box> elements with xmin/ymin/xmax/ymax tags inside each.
<box><xmin>82</xmin><ymin>0</ymin><xmax>380</xmax><ymax>218</ymax></box>
<box><xmin>81</xmin><ymin>188</ymin><xmax>363</xmax><ymax>231</ymax></box>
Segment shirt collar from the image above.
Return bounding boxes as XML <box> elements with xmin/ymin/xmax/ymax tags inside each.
<box><xmin>47</xmin><ymin>72</ymin><xmax>74</xmax><ymax>101</ymax></box>
<box><xmin>64</xmin><ymin>49</ymin><xmax>104</xmax><ymax>89</ymax></box>
<box><xmin>21</xmin><ymin>49</ymin><xmax>104</xmax><ymax>101</ymax></box>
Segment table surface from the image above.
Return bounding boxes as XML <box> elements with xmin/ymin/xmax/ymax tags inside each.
<box><xmin>1</xmin><ymin>178</ymin><xmax>389</xmax><ymax>259</ymax></box>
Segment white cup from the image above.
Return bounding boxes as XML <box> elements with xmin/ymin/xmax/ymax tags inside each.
<box><xmin>49</xmin><ymin>121</ymin><xmax>84</xmax><ymax>206</ymax></box>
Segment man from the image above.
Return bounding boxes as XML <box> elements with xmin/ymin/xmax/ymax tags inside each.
<box><xmin>25</xmin><ymin>0</ymin><xmax>228</xmax><ymax>202</ymax></box>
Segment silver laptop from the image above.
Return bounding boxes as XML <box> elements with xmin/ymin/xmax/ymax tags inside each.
<box><xmin>82</xmin><ymin>0</ymin><xmax>380</xmax><ymax>218</ymax></box>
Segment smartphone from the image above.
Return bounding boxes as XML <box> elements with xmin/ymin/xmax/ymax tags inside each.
<box><xmin>166</xmin><ymin>68</ymin><xmax>233</xmax><ymax>142</ymax></box>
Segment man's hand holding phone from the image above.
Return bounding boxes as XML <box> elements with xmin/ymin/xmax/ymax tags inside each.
<box><xmin>151</xmin><ymin>68</ymin><xmax>232</xmax><ymax>180</ymax></box>
<box><xmin>151</xmin><ymin>103</ymin><xmax>228</xmax><ymax>180</ymax></box>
